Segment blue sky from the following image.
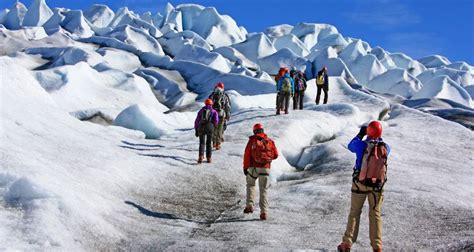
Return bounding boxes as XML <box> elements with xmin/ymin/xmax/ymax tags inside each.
<box><xmin>2</xmin><ymin>0</ymin><xmax>473</xmax><ymax>64</ymax></box>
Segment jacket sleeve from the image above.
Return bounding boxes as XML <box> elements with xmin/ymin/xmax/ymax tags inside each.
<box><xmin>324</xmin><ymin>74</ymin><xmax>329</xmax><ymax>86</ymax></box>
<box><xmin>225</xmin><ymin>94</ymin><xmax>231</xmax><ymax>119</ymax></box>
<box><xmin>243</xmin><ymin>139</ymin><xmax>252</xmax><ymax>169</ymax></box>
<box><xmin>385</xmin><ymin>143</ymin><xmax>391</xmax><ymax>156</ymax></box>
<box><xmin>194</xmin><ymin>109</ymin><xmax>202</xmax><ymax>129</ymax></box>
<box><xmin>348</xmin><ymin>137</ymin><xmax>365</xmax><ymax>153</ymax></box>
<box><xmin>276</xmin><ymin>78</ymin><xmax>282</xmax><ymax>91</ymax></box>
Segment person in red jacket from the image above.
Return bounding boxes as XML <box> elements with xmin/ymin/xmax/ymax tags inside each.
<box><xmin>243</xmin><ymin>123</ymin><xmax>279</xmax><ymax>220</ymax></box>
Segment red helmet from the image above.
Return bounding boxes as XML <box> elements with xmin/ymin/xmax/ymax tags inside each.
<box><xmin>367</xmin><ymin>121</ymin><xmax>383</xmax><ymax>138</ymax></box>
<box><xmin>215</xmin><ymin>82</ymin><xmax>224</xmax><ymax>89</ymax></box>
<box><xmin>253</xmin><ymin>123</ymin><xmax>264</xmax><ymax>132</ymax></box>
<box><xmin>204</xmin><ymin>98</ymin><xmax>213</xmax><ymax>106</ymax></box>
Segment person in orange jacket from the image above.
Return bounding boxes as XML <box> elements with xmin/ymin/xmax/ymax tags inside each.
<box><xmin>242</xmin><ymin>123</ymin><xmax>279</xmax><ymax>220</ymax></box>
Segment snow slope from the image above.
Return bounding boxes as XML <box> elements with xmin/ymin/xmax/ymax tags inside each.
<box><xmin>1</xmin><ymin>1</ymin><xmax>473</xmax><ymax>251</ymax></box>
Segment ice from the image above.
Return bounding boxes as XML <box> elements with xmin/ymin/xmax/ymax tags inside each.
<box><xmin>113</xmin><ymin>104</ymin><xmax>173</xmax><ymax>138</ymax></box>
<box><xmin>418</xmin><ymin>55</ymin><xmax>451</xmax><ymax>68</ymax></box>
<box><xmin>411</xmin><ymin>75</ymin><xmax>473</xmax><ymax>107</ymax></box>
<box><xmin>389</xmin><ymin>53</ymin><xmax>426</xmax><ymax>76</ymax></box>
<box><xmin>465</xmin><ymin>85</ymin><xmax>474</xmax><ymax>99</ymax></box>
<box><xmin>189</xmin><ymin>7</ymin><xmax>246</xmax><ymax>48</ymax></box>
<box><xmin>135</xmin><ymin>67</ymin><xmax>198</xmax><ymax>108</ymax></box>
<box><xmin>108</xmin><ymin>7</ymin><xmax>137</xmax><ymax>28</ymax></box>
<box><xmin>339</xmin><ymin>39</ymin><xmax>367</xmax><ymax>63</ymax></box>
<box><xmin>258</xmin><ymin>48</ymin><xmax>308</xmax><ymax>74</ymax></box>
<box><xmin>2</xmin><ymin>2</ymin><xmax>27</xmax><ymax>30</ymax></box>
<box><xmin>264</xmin><ymin>24</ymin><xmax>293</xmax><ymax>39</ymax></box>
<box><xmin>175</xmin><ymin>4</ymin><xmax>205</xmax><ymax>30</ymax></box>
<box><xmin>33</xmin><ymin>62</ymin><xmax>166</xmax><ymax>117</ymax></box>
<box><xmin>213</xmin><ymin>46</ymin><xmax>259</xmax><ymax>70</ymax></box>
<box><xmin>370</xmin><ymin>46</ymin><xmax>397</xmax><ymax>70</ymax></box>
<box><xmin>367</xmin><ymin>68</ymin><xmax>422</xmax><ymax>98</ymax></box>
<box><xmin>97</xmin><ymin>47</ymin><xmax>141</xmax><ymax>72</ymax></box>
<box><xmin>273</xmin><ymin>34</ymin><xmax>310</xmax><ymax>57</ymax></box>
<box><xmin>290</xmin><ymin>23</ymin><xmax>338</xmax><ymax>49</ymax></box>
<box><xmin>84</xmin><ymin>4</ymin><xmax>115</xmax><ymax>28</ymax></box>
<box><xmin>22</xmin><ymin>0</ymin><xmax>53</xmax><ymax>27</ymax></box>
<box><xmin>174</xmin><ymin>44</ymin><xmax>232</xmax><ymax>73</ymax></box>
<box><xmin>159</xmin><ymin>30</ymin><xmax>211</xmax><ymax>57</ymax></box>
<box><xmin>417</xmin><ymin>67</ymin><xmax>473</xmax><ymax>87</ymax></box>
<box><xmin>231</xmin><ymin>33</ymin><xmax>277</xmax><ymax>63</ymax></box>
<box><xmin>42</xmin><ymin>8</ymin><xmax>66</xmax><ymax>33</ymax></box>
<box><xmin>345</xmin><ymin>54</ymin><xmax>387</xmax><ymax>85</ymax></box>
<box><xmin>105</xmin><ymin>25</ymin><xmax>164</xmax><ymax>55</ymax></box>
<box><xmin>311</xmin><ymin>33</ymin><xmax>348</xmax><ymax>52</ymax></box>
<box><xmin>60</xmin><ymin>10</ymin><xmax>94</xmax><ymax>38</ymax></box>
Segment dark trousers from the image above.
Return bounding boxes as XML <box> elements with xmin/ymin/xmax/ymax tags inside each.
<box><xmin>199</xmin><ymin>132</ymin><xmax>213</xmax><ymax>158</ymax></box>
<box><xmin>293</xmin><ymin>90</ymin><xmax>304</xmax><ymax>110</ymax></box>
<box><xmin>277</xmin><ymin>91</ymin><xmax>291</xmax><ymax>113</ymax></box>
<box><xmin>316</xmin><ymin>85</ymin><xmax>328</xmax><ymax>104</ymax></box>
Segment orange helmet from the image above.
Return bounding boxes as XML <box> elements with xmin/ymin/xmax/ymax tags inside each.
<box><xmin>215</xmin><ymin>82</ymin><xmax>224</xmax><ymax>89</ymax></box>
<box><xmin>253</xmin><ymin>123</ymin><xmax>264</xmax><ymax>133</ymax></box>
<box><xmin>367</xmin><ymin>121</ymin><xmax>383</xmax><ymax>138</ymax></box>
<box><xmin>204</xmin><ymin>98</ymin><xmax>213</xmax><ymax>106</ymax></box>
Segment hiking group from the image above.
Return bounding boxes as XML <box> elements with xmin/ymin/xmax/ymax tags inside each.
<box><xmin>193</xmin><ymin>71</ymin><xmax>390</xmax><ymax>251</ymax></box>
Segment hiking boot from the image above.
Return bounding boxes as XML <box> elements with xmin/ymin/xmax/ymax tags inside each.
<box><xmin>276</xmin><ymin>109</ymin><xmax>280</xmax><ymax>115</ymax></box>
<box><xmin>243</xmin><ymin>206</ymin><xmax>253</xmax><ymax>214</ymax></box>
<box><xmin>260</xmin><ymin>212</ymin><xmax>267</xmax><ymax>220</ymax></box>
<box><xmin>207</xmin><ymin>157</ymin><xmax>212</xmax><ymax>163</ymax></box>
<box><xmin>373</xmin><ymin>248</ymin><xmax>382</xmax><ymax>252</ymax></box>
<box><xmin>215</xmin><ymin>144</ymin><xmax>221</xmax><ymax>150</ymax></box>
<box><xmin>284</xmin><ymin>110</ymin><xmax>288</xmax><ymax>114</ymax></box>
<box><xmin>337</xmin><ymin>243</ymin><xmax>351</xmax><ymax>252</ymax></box>
<box><xmin>197</xmin><ymin>155</ymin><xmax>204</xmax><ymax>164</ymax></box>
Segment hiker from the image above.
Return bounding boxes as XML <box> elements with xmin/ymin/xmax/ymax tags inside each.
<box><xmin>208</xmin><ymin>82</ymin><xmax>231</xmax><ymax>150</ymax></box>
<box><xmin>292</xmin><ymin>68</ymin><xmax>307</xmax><ymax>110</ymax></box>
<box><xmin>194</xmin><ymin>99</ymin><xmax>219</xmax><ymax>164</ymax></box>
<box><xmin>243</xmin><ymin>123</ymin><xmax>279</xmax><ymax>220</ymax></box>
<box><xmin>276</xmin><ymin>71</ymin><xmax>295</xmax><ymax>114</ymax></box>
<box><xmin>275</xmin><ymin>67</ymin><xmax>288</xmax><ymax>110</ymax></box>
<box><xmin>315</xmin><ymin>66</ymin><xmax>329</xmax><ymax>105</ymax></box>
<box><xmin>338</xmin><ymin>121</ymin><xmax>391</xmax><ymax>252</ymax></box>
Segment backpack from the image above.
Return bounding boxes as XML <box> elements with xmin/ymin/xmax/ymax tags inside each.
<box><xmin>212</xmin><ymin>92</ymin><xmax>226</xmax><ymax>116</ymax></box>
<box><xmin>200</xmin><ymin>107</ymin><xmax>212</xmax><ymax>125</ymax></box>
<box><xmin>294</xmin><ymin>73</ymin><xmax>305</xmax><ymax>91</ymax></box>
<box><xmin>280</xmin><ymin>77</ymin><xmax>292</xmax><ymax>93</ymax></box>
<box><xmin>251</xmin><ymin>137</ymin><xmax>275</xmax><ymax>165</ymax></box>
<box><xmin>316</xmin><ymin>74</ymin><xmax>325</xmax><ymax>85</ymax></box>
<box><xmin>358</xmin><ymin>141</ymin><xmax>388</xmax><ymax>190</ymax></box>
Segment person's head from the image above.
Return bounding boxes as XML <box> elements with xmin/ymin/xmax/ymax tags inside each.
<box><xmin>253</xmin><ymin>123</ymin><xmax>264</xmax><ymax>135</ymax></box>
<box><xmin>322</xmin><ymin>66</ymin><xmax>328</xmax><ymax>72</ymax></box>
<box><xmin>204</xmin><ymin>98</ymin><xmax>213</xmax><ymax>106</ymax></box>
<box><xmin>367</xmin><ymin>121</ymin><xmax>383</xmax><ymax>138</ymax></box>
<box><xmin>215</xmin><ymin>82</ymin><xmax>224</xmax><ymax>90</ymax></box>
<box><xmin>291</xmin><ymin>66</ymin><xmax>297</xmax><ymax>71</ymax></box>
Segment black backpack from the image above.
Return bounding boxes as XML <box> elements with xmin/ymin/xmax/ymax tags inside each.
<box><xmin>200</xmin><ymin>107</ymin><xmax>212</xmax><ymax>125</ymax></box>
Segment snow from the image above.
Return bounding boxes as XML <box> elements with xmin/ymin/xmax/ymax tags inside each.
<box><xmin>411</xmin><ymin>75</ymin><xmax>473</xmax><ymax>107</ymax></box>
<box><xmin>84</xmin><ymin>4</ymin><xmax>115</xmax><ymax>28</ymax></box>
<box><xmin>258</xmin><ymin>48</ymin><xmax>308</xmax><ymax>74</ymax></box>
<box><xmin>0</xmin><ymin>9</ymin><xmax>9</xmax><ymax>24</ymax></box>
<box><xmin>231</xmin><ymin>33</ymin><xmax>277</xmax><ymax>63</ymax></box>
<box><xmin>418</xmin><ymin>55</ymin><xmax>451</xmax><ymax>68</ymax></box>
<box><xmin>105</xmin><ymin>25</ymin><xmax>164</xmax><ymax>55</ymax></box>
<box><xmin>174</xmin><ymin>44</ymin><xmax>232</xmax><ymax>73</ymax></box>
<box><xmin>264</xmin><ymin>24</ymin><xmax>293</xmax><ymax>39</ymax></box>
<box><xmin>22</xmin><ymin>0</ymin><xmax>53</xmax><ymax>27</ymax></box>
<box><xmin>273</xmin><ymin>34</ymin><xmax>310</xmax><ymax>57</ymax></box>
<box><xmin>1</xmin><ymin>2</ymin><xmax>473</xmax><ymax>251</ymax></box>
<box><xmin>367</xmin><ymin>68</ymin><xmax>422</xmax><ymax>98</ymax></box>
<box><xmin>465</xmin><ymin>85</ymin><xmax>474</xmax><ymax>99</ymax></box>
<box><xmin>2</xmin><ymin>2</ymin><xmax>27</xmax><ymax>30</ymax></box>
<box><xmin>60</xmin><ymin>10</ymin><xmax>94</xmax><ymax>38</ymax></box>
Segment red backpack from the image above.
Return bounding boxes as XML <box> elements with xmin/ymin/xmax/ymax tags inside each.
<box><xmin>252</xmin><ymin>137</ymin><xmax>275</xmax><ymax>165</ymax></box>
<box><xmin>358</xmin><ymin>141</ymin><xmax>388</xmax><ymax>189</ymax></box>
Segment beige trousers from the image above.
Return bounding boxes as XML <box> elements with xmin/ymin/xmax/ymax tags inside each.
<box><xmin>245</xmin><ymin>167</ymin><xmax>270</xmax><ymax>213</ymax></box>
<box><xmin>342</xmin><ymin>181</ymin><xmax>384</xmax><ymax>249</ymax></box>
<box><xmin>213</xmin><ymin>116</ymin><xmax>225</xmax><ymax>145</ymax></box>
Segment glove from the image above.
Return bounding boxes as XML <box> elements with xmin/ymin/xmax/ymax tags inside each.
<box><xmin>195</xmin><ymin>129</ymin><xmax>199</xmax><ymax>137</ymax></box>
<box><xmin>243</xmin><ymin>169</ymin><xmax>248</xmax><ymax>176</ymax></box>
<box><xmin>356</xmin><ymin>126</ymin><xmax>367</xmax><ymax>139</ymax></box>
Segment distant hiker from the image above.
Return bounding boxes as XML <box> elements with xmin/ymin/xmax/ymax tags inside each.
<box><xmin>338</xmin><ymin>121</ymin><xmax>391</xmax><ymax>252</ymax></box>
<box><xmin>315</xmin><ymin>66</ymin><xmax>329</xmax><ymax>105</ymax></box>
<box><xmin>208</xmin><ymin>82</ymin><xmax>231</xmax><ymax>150</ymax></box>
<box><xmin>243</xmin><ymin>123</ymin><xmax>279</xmax><ymax>220</ymax></box>
<box><xmin>194</xmin><ymin>99</ymin><xmax>219</xmax><ymax>164</ymax></box>
<box><xmin>275</xmin><ymin>67</ymin><xmax>288</xmax><ymax>110</ymax></box>
<box><xmin>276</xmin><ymin>71</ymin><xmax>295</xmax><ymax>114</ymax></box>
<box><xmin>292</xmin><ymin>68</ymin><xmax>307</xmax><ymax>110</ymax></box>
